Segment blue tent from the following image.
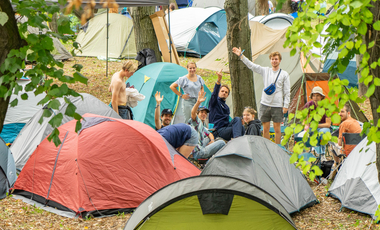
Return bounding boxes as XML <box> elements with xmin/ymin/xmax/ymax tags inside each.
<box><xmin>126</xmin><ymin>62</ymin><xmax>211</xmax><ymax>128</ymax></box>
<box><xmin>176</xmin><ymin>0</ymin><xmax>189</xmax><ymax>8</ymax></box>
<box><xmin>322</xmin><ymin>52</ymin><xmax>358</xmax><ymax>88</ymax></box>
<box><xmin>0</xmin><ymin>137</ymin><xmax>17</xmax><ymax>199</ymax></box>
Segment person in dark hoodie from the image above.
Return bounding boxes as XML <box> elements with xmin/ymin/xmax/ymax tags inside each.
<box><xmin>243</xmin><ymin>106</ymin><xmax>262</xmax><ymax>136</ymax></box>
<box><xmin>208</xmin><ymin>70</ymin><xmax>245</xmax><ymax>141</ymax></box>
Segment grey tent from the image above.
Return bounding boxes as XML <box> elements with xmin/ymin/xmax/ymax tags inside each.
<box><xmin>124</xmin><ymin>175</ymin><xmax>297</xmax><ymax>230</ymax></box>
<box><xmin>0</xmin><ymin>138</ymin><xmax>17</xmax><ymax>199</ymax></box>
<box><xmin>201</xmin><ymin>136</ymin><xmax>318</xmax><ymax>214</ymax></box>
<box><xmin>11</xmin><ymin>93</ymin><xmax>121</xmax><ymax>171</ymax></box>
<box><xmin>328</xmin><ymin>137</ymin><xmax>379</xmax><ymax>218</ymax></box>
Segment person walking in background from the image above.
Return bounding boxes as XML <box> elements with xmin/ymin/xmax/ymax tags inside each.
<box><xmin>170</xmin><ymin>61</ymin><xmax>205</xmax><ymax>122</ymax></box>
<box><xmin>232</xmin><ymin>47</ymin><xmax>290</xmax><ymax>144</ymax></box>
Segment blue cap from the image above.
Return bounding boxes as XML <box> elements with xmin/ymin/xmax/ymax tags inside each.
<box><xmin>197</xmin><ymin>106</ymin><xmax>210</xmax><ymax>113</ymax></box>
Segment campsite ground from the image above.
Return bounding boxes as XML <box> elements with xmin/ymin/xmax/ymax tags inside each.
<box><xmin>0</xmin><ymin>56</ymin><xmax>376</xmax><ymax>229</ymax></box>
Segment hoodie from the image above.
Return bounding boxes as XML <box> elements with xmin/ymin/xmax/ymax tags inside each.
<box><xmin>244</xmin><ymin>119</ymin><xmax>262</xmax><ymax>136</ymax></box>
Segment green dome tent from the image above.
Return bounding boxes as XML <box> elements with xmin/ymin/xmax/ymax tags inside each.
<box><xmin>126</xmin><ymin>62</ymin><xmax>211</xmax><ymax>128</ymax></box>
<box><xmin>124</xmin><ymin>175</ymin><xmax>296</xmax><ymax>230</ymax></box>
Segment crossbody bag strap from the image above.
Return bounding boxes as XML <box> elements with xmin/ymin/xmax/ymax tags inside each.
<box><xmin>274</xmin><ymin>69</ymin><xmax>282</xmax><ymax>84</ymax></box>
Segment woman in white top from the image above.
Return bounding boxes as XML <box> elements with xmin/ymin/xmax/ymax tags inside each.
<box><xmin>170</xmin><ymin>62</ymin><xmax>205</xmax><ymax>122</ymax></box>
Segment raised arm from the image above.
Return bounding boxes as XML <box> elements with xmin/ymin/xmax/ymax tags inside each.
<box><xmin>154</xmin><ymin>91</ymin><xmax>163</xmax><ymax>130</ymax></box>
<box><xmin>232</xmin><ymin>47</ymin><xmax>266</xmax><ymax>75</ymax></box>
<box><xmin>191</xmin><ymin>90</ymin><xmax>206</xmax><ymax>121</ymax></box>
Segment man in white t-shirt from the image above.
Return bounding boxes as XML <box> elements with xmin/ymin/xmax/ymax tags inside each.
<box><xmin>232</xmin><ymin>47</ymin><xmax>290</xmax><ymax>144</ymax></box>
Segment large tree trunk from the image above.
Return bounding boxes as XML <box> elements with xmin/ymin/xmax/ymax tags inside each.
<box><xmin>225</xmin><ymin>0</ymin><xmax>256</xmax><ymax>115</ymax></box>
<box><xmin>130</xmin><ymin>7</ymin><xmax>162</xmax><ymax>62</ymax></box>
<box><xmin>0</xmin><ymin>1</ymin><xmax>26</xmax><ymax>133</ymax></box>
<box><xmin>255</xmin><ymin>0</ymin><xmax>268</xmax><ymax>16</ymax></box>
<box><xmin>367</xmin><ymin>1</ymin><xmax>380</xmax><ymax>183</ymax></box>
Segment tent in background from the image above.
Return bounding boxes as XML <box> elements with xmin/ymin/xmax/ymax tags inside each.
<box><xmin>75</xmin><ymin>13</ymin><xmax>136</xmax><ymax>58</ymax></box>
<box><xmin>202</xmin><ymin>136</ymin><xmax>318</xmax><ymax>214</ymax></box>
<box><xmin>191</xmin><ymin>0</ymin><xmax>256</xmax><ymax>16</ymax></box>
<box><xmin>0</xmin><ymin>78</ymin><xmax>46</xmax><ymax>143</ymax></box>
<box><xmin>250</xmin><ymin>13</ymin><xmax>294</xmax><ymax>30</ymax></box>
<box><xmin>0</xmin><ymin>138</ymin><xmax>17</xmax><ymax>200</ymax></box>
<box><xmin>126</xmin><ymin>62</ymin><xmax>211</xmax><ymax>128</ymax></box>
<box><xmin>13</xmin><ymin>114</ymin><xmax>200</xmax><ymax>218</ymax></box>
<box><xmin>166</xmin><ymin>7</ymin><xmax>227</xmax><ymax>57</ymax></box>
<box><xmin>328</xmin><ymin>137</ymin><xmax>379</xmax><ymax>219</ymax></box>
<box><xmin>124</xmin><ymin>175</ymin><xmax>296</xmax><ymax>230</ymax></box>
<box><xmin>176</xmin><ymin>0</ymin><xmax>190</xmax><ymax>8</ymax></box>
<box><xmin>11</xmin><ymin>93</ymin><xmax>121</xmax><ymax>171</ymax></box>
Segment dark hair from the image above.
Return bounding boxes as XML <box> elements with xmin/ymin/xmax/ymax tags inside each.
<box><xmin>169</xmin><ymin>3</ymin><xmax>176</xmax><ymax>11</ymax></box>
<box><xmin>220</xmin><ymin>85</ymin><xmax>230</xmax><ymax>95</ymax></box>
<box><xmin>343</xmin><ymin>103</ymin><xmax>351</xmax><ymax>113</ymax></box>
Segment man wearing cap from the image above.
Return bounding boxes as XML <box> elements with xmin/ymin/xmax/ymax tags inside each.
<box><xmin>232</xmin><ymin>48</ymin><xmax>290</xmax><ymax>144</ymax></box>
<box><xmin>208</xmin><ymin>70</ymin><xmax>245</xmax><ymax>141</ymax></box>
<box><xmin>109</xmin><ymin>61</ymin><xmax>136</xmax><ymax>119</ymax></box>
<box><xmin>303</xmin><ymin>86</ymin><xmax>331</xmax><ymax>155</ymax></box>
<box><xmin>154</xmin><ymin>91</ymin><xmax>173</xmax><ymax>130</ymax></box>
<box><xmin>188</xmin><ymin>91</ymin><xmax>226</xmax><ymax>160</ymax></box>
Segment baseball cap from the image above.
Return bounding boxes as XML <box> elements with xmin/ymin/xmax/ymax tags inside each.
<box><xmin>161</xmin><ymin>109</ymin><xmax>173</xmax><ymax>116</ymax></box>
<box><xmin>197</xmin><ymin>106</ymin><xmax>210</xmax><ymax>113</ymax></box>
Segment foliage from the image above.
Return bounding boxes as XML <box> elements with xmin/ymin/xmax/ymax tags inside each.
<box><xmin>1</xmin><ymin>0</ymin><xmax>87</xmax><ymax>146</ymax></box>
<box><xmin>277</xmin><ymin>0</ymin><xmax>380</xmax><ymax>215</ymax></box>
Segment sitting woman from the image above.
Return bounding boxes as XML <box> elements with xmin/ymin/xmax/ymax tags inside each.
<box><xmin>303</xmin><ymin>86</ymin><xmax>331</xmax><ymax>155</ymax></box>
<box><xmin>243</xmin><ymin>107</ymin><xmax>262</xmax><ymax>136</ymax></box>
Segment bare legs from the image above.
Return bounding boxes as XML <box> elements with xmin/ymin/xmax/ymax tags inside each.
<box><xmin>177</xmin><ymin>145</ymin><xmax>196</xmax><ymax>158</ymax></box>
<box><xmin>262</xmin><ymin>121</ymin><xmax>281</xmax><ymax>144</ymax></box>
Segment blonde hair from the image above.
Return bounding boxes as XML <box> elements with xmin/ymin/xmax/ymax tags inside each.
<box><xmin>244</xmin><ymin>106</ymin><xmax>257</xmax><ymax>116</ymax></box>
<box><xmin>122</xmin><ymin>61</ymin><xmax>136</xmax><ymax>72</ymax></box>
<box><xmin>187</xmin><ymin>61</ymin><xmax>197</xmax><ymax>68</ymax></box>
<box><xmin>269</xmin><ymin>51</ymin><xmax>282</xmax><ymax>60</ymax></box>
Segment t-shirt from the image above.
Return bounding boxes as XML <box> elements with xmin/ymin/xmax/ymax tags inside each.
<box><xmin>208</xmin><ymin>83</ymin><xmax>230</xmax><ymax>130</ymax></box>
<box><xmin>157</xmin><ymin>123</ymin><xmax>191</xmax><ymax>148</ymax></box>
<box><xmin>339</xmin><ymin>117</ymin><xmax>362</xmax><ymax>156</ymax></box>
<box><xmin>303</xmin><ymin>100</ymin><xmax>327</xmax><ymax>124</ymax></box>
<box><xmin>175</xmin><ymin>75</ymin><xmax>205</xmax><ymax>98</ymax></box>
<box><xmin>187</xmin><ymin>116</ymin><xmax>210</xmax><ymax>153</ymax></box>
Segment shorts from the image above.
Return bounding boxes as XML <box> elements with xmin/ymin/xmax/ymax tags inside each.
<box><xmin>259</xmin><ymin>104</ymin><xmax>283</xmax><ymax>123</ymax></box>
<box><xmin>183</xmin><ymin>127</ymin><xmax>198</xmax><ymax>147</ymax></box>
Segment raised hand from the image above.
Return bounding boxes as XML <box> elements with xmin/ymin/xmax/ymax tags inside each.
<box><xmin>155</xmin><ymin>91</ymin><xmax>164</xmax><ymax>104</ymax></box>
<box><xmin>197</xmin><ymin>90</ymin><xmax>206</xmax><ymax>103</ymax></box>
<box><xmin>216</xmin><ymin>69</ymin><xmax>223</xmax><ymax>83</ymax></box>
<box><xmin>232</xmin><ymin>47</ymin><xmax>242</xmax><ymax>56</ymax></box>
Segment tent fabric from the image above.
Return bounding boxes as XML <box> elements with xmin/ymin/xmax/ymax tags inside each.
<box><xmin>322</xmin><ymin>53</ymin><xmax>358</xmax><ymax>88</ymax></box>
<box><xmin>201</xmin><ymin>136</ymin><xmax>318</xmax><ymax>214</ymax></box>
<box><xmin>250</xmin><ymin>13</ymin><xmax>294</xmax><ymax>30</ymax></box>
<box><xmin>13</xmin><ymin>114</ymin><xmax>200</xmax><ymax>217</ymax></box>
<box><xmin>124</xmin><ymin>175</ymin><xmax>296</xmax><ymax>230</ymax></box>
<box><xmin>125</xmin><ymin>62</ymin><xmax>211</xmax><ymax>128</ymax></box>
<box><xmin>191</xmin><ymin>0</ymin><xmax>256</xmax><ymax>16</ymax></box>
<box><xmin>328</xmin><ymin>137</ymin><xmax>379</xmax><ymax>218</ymax></box>
<box><xmin>11</xmin><ymin>93</ymin><xmax>121</xmax><ymax>171</ymax></box>
<box><xmin>0</xmin><ymin>79</ymin><xmax>47</xmax><ymax>143</ymax></box>
<box><xmin>0</xmin><ymin>138</ymin><xmax>17</xmax><ymax>199</ymax></box>
<box><xmin>166</xmin><ymin>7</ymin><xmax>227</xmax><ymax>56</ymax></box>
<box><xmin>75</xmin><ymin>13</ymin><xmax>136</xmax><ymax>58</ymax></box>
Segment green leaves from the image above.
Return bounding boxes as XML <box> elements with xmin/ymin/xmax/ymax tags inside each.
<box><xmin>0</xmin><ymin>12</ymin><xmax>9</xmax><ymax>26</ymax></box>
<box><xmin>331</xmin><ymin>113</ymin><xmax>341</xmax><ymax>124</ymax></box>
<box><xmin>73</xmin><ymin>72</ymin><xmax>88</xmax><ymax>84</ymax></box>
<box><xmin>374</xmin><ymin>21</ymin><xmax>380</xmax><ymax>31</ymax></box>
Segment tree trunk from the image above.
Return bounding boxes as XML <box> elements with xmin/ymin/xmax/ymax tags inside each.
<box><xmin>0</xmin><ymin>1</ymin><xmax>26</xmax><ymax>132</ymax></box>
<box><xmin>129</xmin><ymin>7</ymin><xmax>162</xmax><ymax>62</ymax></box>
<box><xmin>357</xmin><ymin>54</ymin><xmax>367</xmax><ymax>96</ymax></box>
<box><xmin>367</xmin><ymin>1</ymin><xmax>380</xmax><ymax>183</ymax></box>
<box><xmin>255</xmin><ymin>0</ymin><xmax>269</xmax><ymax>16</ymax></box>
<box><xmin>275</xmin><ymin>0</ymin><xmax>292</xmax><ymax>14</ymax></box>
<box><xmin>49</xmin><ymin>13</ymin><xmax>59</xmax><ymax>33</ymax></box>
<box><xmin>225</xmin><ymin>0</ymin><xmax>256</xmax><ymax>115</ymax></box>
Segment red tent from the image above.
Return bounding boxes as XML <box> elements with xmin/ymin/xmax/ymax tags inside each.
<box><xmin>13</xmin><ymin>114</ymin><xmax>200</xmax><ymax>217</ymax></box>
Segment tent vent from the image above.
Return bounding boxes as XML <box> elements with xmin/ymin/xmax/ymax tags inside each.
<box><xmin>198</xmin><ymin>192</ymin><xmax>233</xmax><ymax>215</ymax></box>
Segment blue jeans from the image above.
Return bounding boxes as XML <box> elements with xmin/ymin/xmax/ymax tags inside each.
<box><xmin>216</xmin><ymin>117</ymin><xmax>245</xmax><ymax>141</ymax></box>
<box><xmin>192</xmin><ymin>140</ymin><xmax>225</xmax><ymax>160</ymax></box>
<box><xmin>182</xmin><ymin>98</ymin><xmax>197</xmax><ymax>123</ymax></box>
<box><xmin>315</xmin><ymin>127</ymin><xmax>330</xmax><ymax>154</ymax></box>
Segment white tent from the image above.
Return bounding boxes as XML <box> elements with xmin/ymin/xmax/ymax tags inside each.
<box><xmin>329</xmin><ymin>137</ymin><xmax>379</xmax><ymax>218</ymax></box>
<box><xmin>192</xmin><ymin>0</ymin><xmax>256</xmax><ymax>16</ymax></box>
<box><xmin>250</xmin><ymin>13</ymin><xmax>294</xmax><ymax>30</ymax></box>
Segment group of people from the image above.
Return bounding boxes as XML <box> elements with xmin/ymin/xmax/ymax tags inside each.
<box><xmin>108</xmin><ymin>47</ymin><xmax>361</xmax><ymax>165</ymax></box>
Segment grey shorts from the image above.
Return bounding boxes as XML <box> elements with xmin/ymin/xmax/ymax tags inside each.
<box><xmin>184</xmin><ymin>127</ymin><xmax>198</xmax><ymax>147</ymax></box>
<box><xmin>259</xmin><ymin>104</ymin><xmax>283</xmax><ymax>123</ymax></box>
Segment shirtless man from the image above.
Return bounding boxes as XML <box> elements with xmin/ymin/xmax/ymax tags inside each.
<box><xmin>109</xmin><ymin>61</ymin><xmax>136</xmax><ymax>119</ymax></box>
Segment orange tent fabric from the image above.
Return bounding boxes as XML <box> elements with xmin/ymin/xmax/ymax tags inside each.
<box><xmin>13</xmin><ymin>114</ymin><xmax>200</xmax><ymax>217</ymax></box>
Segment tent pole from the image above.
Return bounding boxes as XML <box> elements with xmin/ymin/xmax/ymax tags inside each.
<box><xmin>106</xmin><ymin>7</ymin><xmax>109</xmax><ymax>78</ymax></box>
<box><xmin>168</xmin><ymin>4</ymin><xmax>172</xmax><ymax>63</ymax></box>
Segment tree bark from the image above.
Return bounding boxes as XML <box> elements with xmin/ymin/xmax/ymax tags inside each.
<box><xmin>225</xmin><ymin>0</ymin><xmax>256</xmax><ymax>115</ymax></box>
<box><xmin>129</xmin><ymin>7</ymin><xmax>162</xmax><ymax>62</ymax></box>
<box><xmin>356</xmin><ymin>54</ymin><xmax>367</xmax><ymax>96</ymax></box>
<box><xmin>0</xmin><ymin>2</ymin><xmax>26</xmax><ymax>133</ymax></box>
<box><xmin>367</xmin><ymin>1</ymin><xmax>380</xmax><ymax>183</ymax></box>
<box><xmin>255</xmin><ymin>0</ymin><xmax>268</xmax><ymax>16</ymax></box>
<box><xmin>275</xmin><ymin>0</ymin><xmax>292</xmax><ymax>14</ymax></box>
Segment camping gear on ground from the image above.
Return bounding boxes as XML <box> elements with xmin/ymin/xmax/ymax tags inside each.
<box><xmin>75</xmin><ymin>13</ymin><xmax>136</xmax><ymax>58</ymax></box>
<box><xmin>135</xmin><ymin>48</ymin><xmax>157</xmax><ymax>70</ymax></box>
<box><xmin>201</xmin><ymin>135</ymin><xmax>318</xmax><ymax>214</ymax></box>
<box><xmin>264</xmin><ymin>69</ymin><xmax>282</xmax><ymax>95</ymax></box>
<box><xmin>125</xmin><ymin>62</ymin><xmax>211</xmax><ymax>128</ymax></box>
<box><xmin>0</xmin><ymin>138</ymin><xmax>17</xmax><ymax>200</ymax></box>
<box><xmin>11</xmin><ymin>93</ymin><xmax>121</xmax><ymax>171</ymax></box>
<box><xmin>0</xmin><ymin>78</ymin><xmax>47</xmax><ymax>143</ymax></box>
<box><xmin>328</xmin><ymin>137</ymin><xmax>379</xmax><ymax>219</ymax></box>
<box><xmin>165</xmin><ymin>7</ymin><xmax>227</xmax><ymax>57</ymax></box>
<box><xmin>124</xmin><ymin>175</ymin><xmax>297</xmax><ymax>230</ymax></box>
<box><xmin>13</xmin><ymin>114</ymin><xmax>200</xmax><ymax>218</ymax></box>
